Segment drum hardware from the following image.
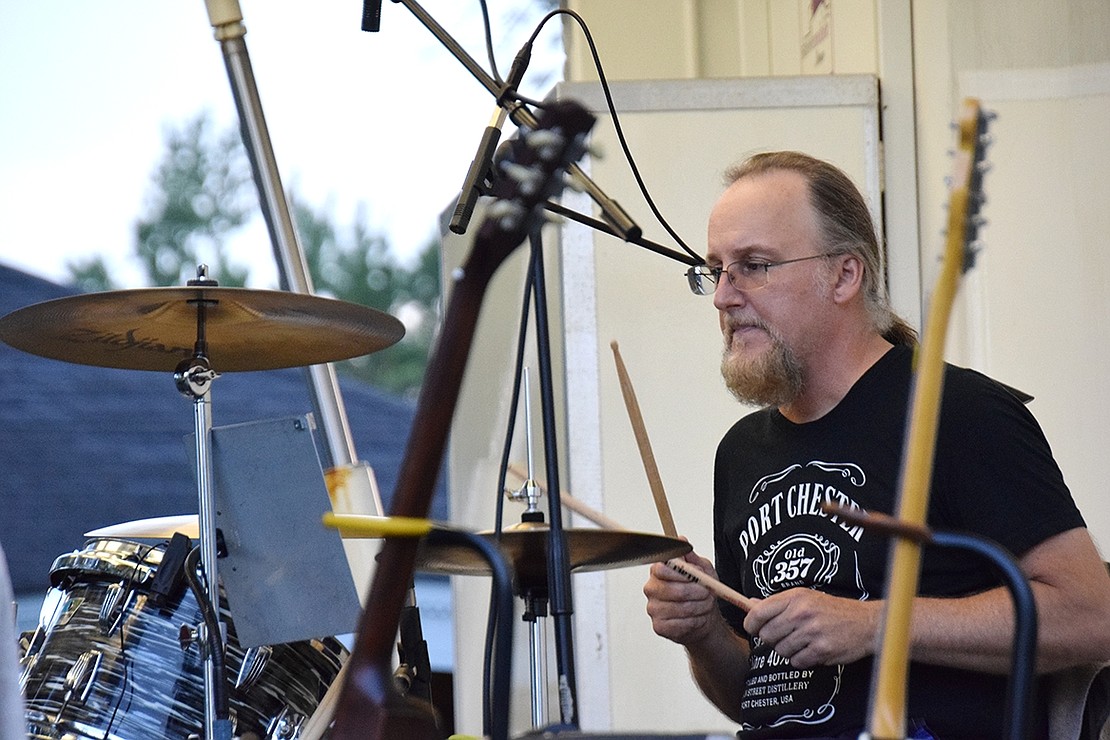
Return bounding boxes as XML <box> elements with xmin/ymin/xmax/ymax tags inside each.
<box><xmin>62</xmin><ymin>648</ymin><xmax>103</xmax><ymax>707</ymax></box>
<box><xmin>179</xmin><ymin>623</ymin><xmax>201</xmax><ymax>651</ymax></box>
<box><xmin>267</xmin><ymin>705</ymin><xmax>307</xmax><ymax>739</ymax></box>
<box><xmin>199</xmin><ymin>9</ymin><xmax>408</xmax><ymax>714</ymax></box>
<box><xmin>236</xmin><ymin>645</ymin><xmax>274</xmax><ymax>692</ymax></box>
<box><xmin>20</xmin><ymin>537</ymin><xmax>349</xmax><ymax>739</ymax></box>
<box><xmin>0</xmin><ymin>264</ymin><xmax>401</xmax><ymax>739</ymax></box>
<box><xmin>508</xmin><ymin>366</ymin><xmax>548</xmax><ymax>727</ymax></box>
<box><xmin>97</xmin><ymin>582</ymin><xmax>136</xmax><ymax>636</ymax></box>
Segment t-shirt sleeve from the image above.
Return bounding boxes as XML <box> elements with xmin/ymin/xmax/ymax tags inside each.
<box><xmin>932</xmin><ymin>368</ymin><xmax>1085</xmax><ymax>557</ymax></box>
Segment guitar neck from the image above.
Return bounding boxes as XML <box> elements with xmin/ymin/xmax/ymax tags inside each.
<box><xmin>328</xmin><ymin>98</ymin><xmax>597</xmax><ymax>740</ymax></box>
<box><xmin>865</xmin><ymin>97</ymin><xmax>990</xmax><ymax>738</ymax></box>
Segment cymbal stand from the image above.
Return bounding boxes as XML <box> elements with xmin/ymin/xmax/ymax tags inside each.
<box><xmin>507</xmin><ymin>368</ymin><xmax>549</xmax><ymax>727</ymax></box>
<box><xmin>520</xmin><ymin>585</ymin><xmax>549</xmax><ymax>728</ymax></box>
<box><xmin>173</xmin><ymin>267</ymin><xmax>230</xmax><ymax>740</ymax></box>
<box><xmin>202</xmin><ymin>3</ymin><xmax>436</xmax><ymax>733</ymax></box>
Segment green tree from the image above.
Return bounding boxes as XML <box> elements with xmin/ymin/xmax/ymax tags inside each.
<box><xmin>291</xmin><ymin>195</ymin><xmax>438</xmax><ymax>396</ymax></box>
<box><xmin>134</xmin><ymin>111</ymin><xmax>254</xmax><ymax>288</ymax></box>
<box><xmin>65</xmin><ymin>256</ymin><xmax>117</xmax><ymax>293</ymax></box>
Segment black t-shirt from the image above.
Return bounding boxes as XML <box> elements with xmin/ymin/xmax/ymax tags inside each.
<box><xmin>713</xmin><ymin>344</ymin><xmax>1084</xmax><ymax>738</ymax></box>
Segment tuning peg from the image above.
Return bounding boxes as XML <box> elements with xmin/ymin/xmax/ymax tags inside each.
<box><xmin>527</xmin><ymin>129</ymin><xmax>563</xmax><ymax>148</ymax></box>
<box><xmin>501</xmin><ymin>162</ymin><xmax>543</xmax><ymax>196</ymax></box>
<box><xmin>525</xmin><ymin>129</ymin><xmax>566</xmax><ymax>162</ymax></box>
<box><xmin>488</xmin><ymin>200</ymin><xmax>525</xmax><ymax>231</ymax></box>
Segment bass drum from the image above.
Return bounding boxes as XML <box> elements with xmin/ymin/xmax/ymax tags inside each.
<box><xmin>19</xmin><ymin>537</ymin><xmax>347</xmax><ymax>739</ymax></box>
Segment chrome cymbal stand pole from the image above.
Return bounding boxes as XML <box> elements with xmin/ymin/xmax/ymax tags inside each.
<box><xmin>524</xmin><ymin>594</ymin><xmax>548</xmax><ymax>728</ymax></box>
<box><xmin>200</xmin><ymin>3</ymin><xmax>431</xmax><ymax>731</ymax></box>
<box><xmin>202</xmin><ymin>0</ymin><xmax>357</xmax><ymax>472</ymax></box>
<box><xmin>174</xmin><ymin>267</ymin><xmax>229</xmax><ymax>740</ymax></box>
<box><xmin>509</xmin><ymin>369</ymin><xmax>547</xmax><ymax>726</ymax></box>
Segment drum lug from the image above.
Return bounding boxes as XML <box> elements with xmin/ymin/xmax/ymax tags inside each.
<box><xmin>64</xmin><ymin>649</ymin><xmax>103</xmax><ymax>705</ymax></box>
<box><xmin>235</xmin><ymin>644</ymin><xmax>274</xmax><ymax>692</ymax></box>
<box><xmin>17</xmin><ymin>626</ymin><xmax>46</xmax><ymax>693</ymax></box>
<box><xmin>98</xmin><ymin>582</ymin><xmax>136</xmax><ymax>636</ymax></box>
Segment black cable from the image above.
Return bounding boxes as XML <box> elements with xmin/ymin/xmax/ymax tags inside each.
<box><xmin>477</xmin><ymin>0</ymin><xmax>503</xmax><ymax>85</ymax></box>
<box><xmin>426</xmin><ymin>528</ymin><xmax>514</xmax><ymax>740</ymax></box>
<box><xmin>507</xmin><ymin>8</ymin><xmax>702</xmax><ymax>263</ymax></box>
<box><xmin>183</xmin><ymin>547</ymin><xmax>230</xmax><ymax>723</ymax></box>
<box><xmin>102</xmin><ymin>542</ymin><xmax>161</xmax><ymax>734</ymax></box>
<box><xmin>481</xmin><ymin>247</ymin><xmax>537</xmax><ymax>734</ymax></box>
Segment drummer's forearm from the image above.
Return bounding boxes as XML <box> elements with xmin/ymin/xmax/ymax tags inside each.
<box><xmin>686</xmin><ymin>623</ymin><xmax>750</xmax><ymax>723</ymax></box>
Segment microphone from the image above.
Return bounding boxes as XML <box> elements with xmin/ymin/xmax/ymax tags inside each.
<box><xmin>361</xmin><ymin>0</ymin><xmax>382</xmax><ymax>32</ymax></box>
<box><xmin>449</xmin><ymin>107</ymin><xmax>508</xmax><ymax>234</ymax></box>
<box><xmin>449</xmin><ymin>43</ymin><xmax>533</xmax><ymax>235</ymax></box>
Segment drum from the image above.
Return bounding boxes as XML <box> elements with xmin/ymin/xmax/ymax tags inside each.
<box><xmin>19</xmin><ymin>537</ymin><xmax>348</xmax><ymax>739</ymax></box>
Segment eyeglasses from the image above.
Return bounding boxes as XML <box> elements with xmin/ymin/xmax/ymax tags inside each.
<box><xmin>685</xmin><ymin>253</ymin><xmax>836</xmax><ymax>296</ymax></box>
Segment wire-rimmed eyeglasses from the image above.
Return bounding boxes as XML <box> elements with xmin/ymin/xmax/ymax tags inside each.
<box><xmin>685</xmin><ymin>253</ymin><xmax>836</xmax><ymax>296</ymax></box>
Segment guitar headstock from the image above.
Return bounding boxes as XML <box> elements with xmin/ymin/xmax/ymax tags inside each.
<box><xmin>466</xmin><ymin>99</ymin><xmax>596</xmax><ymax>282</ymax></box>
<box><xmin>946</xmin><ymin>97</ymin><xmax>994</xmax><ymax>273</ymax></box>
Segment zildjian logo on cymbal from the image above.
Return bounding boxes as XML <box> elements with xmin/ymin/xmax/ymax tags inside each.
<box><xmin>65</xmin><ymin>327</ymin><xmax>191</xmax><ymax>357</ymax></box>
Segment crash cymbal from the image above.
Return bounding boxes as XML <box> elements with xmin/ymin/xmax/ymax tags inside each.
<box><xmin>0</xmin><ymin>286</ymin><xmax>404</xmax><ymax>372</ymax></box>
<box><xmin>414</xmin><ymin>520</ymin><xmax>691</xmax><ymax>591</ymax></box>
<box><xmin>85</xmin><ymin>514</ymin><xmax>200</xmax><ymax>539</ymax></box>
<box><xmin>93</xmin><ymin>513</ymin><xmax>414</xmax><ymax>541</ymax></box>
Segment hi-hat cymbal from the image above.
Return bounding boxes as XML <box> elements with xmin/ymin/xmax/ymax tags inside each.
<box><xmin>415</xmin><ymin>520</ymin><xmax>691</xmax><ymax>592</ymax></box>
<box><xmin>0</xmin><ymin>286</ymin><xmax>404</xmax><ymax>372</ymax></box>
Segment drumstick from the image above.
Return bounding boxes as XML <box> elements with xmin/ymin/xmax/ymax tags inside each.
<box><xmin>610</xmin><ymin>341</ymin><xmax>678</xmax><ymax>537</ymax></box>
<box><xmin>609</xmin><ymin>343</ymin><xmax>756</xmax><ymax>612</ymax></box>
<box><xmin>299</xmin><ymin>659</ymin><xmax>347</xmax><ymax>740</ymax></box>
<box><xmin>505</xmin><ymin>464</ymin><xmax>753</xmax><ymax>612</ymax></box>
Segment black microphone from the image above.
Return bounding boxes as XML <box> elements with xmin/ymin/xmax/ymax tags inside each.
<box><xmin>449</xmin><ymin>43</ymin><xmax>533</xmax><ymax>235</ymax></box>
<box><xmin>361</xmin><ymin>0</ymin><xmax>382</xmax><ymax>32</ymax></box>
<box><xmin>449</xmin><ymin>107</ymin><xmax>507</xmax><ymax>234</ymax></box>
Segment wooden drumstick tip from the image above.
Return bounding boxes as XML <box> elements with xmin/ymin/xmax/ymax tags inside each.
<box><xmin>609</xmin><ymin>339</ymin><xmax>679</xmax><ymax>538</ymax></box>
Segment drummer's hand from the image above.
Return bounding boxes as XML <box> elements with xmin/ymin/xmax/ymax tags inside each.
<box><xmin>743</xmin><ymin>588</ymin><xmax>881</xmax><ymax>668</ymax></box>
<box><xmin>643</xmin><ymin>549</ymin><xmax>728</xmax><ymax>647</ymax></box>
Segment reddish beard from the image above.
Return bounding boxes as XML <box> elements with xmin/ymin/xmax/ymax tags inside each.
<box><xmin>719</xmin><ymin>316</ymin><xmax>804</xmax><ymax>407</ymax></box>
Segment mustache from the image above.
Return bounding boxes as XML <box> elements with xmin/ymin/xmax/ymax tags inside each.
<box><xmin>722</xmin><ymin>312</ymin><xmax>770</xmax><ymax>335</ymax></box>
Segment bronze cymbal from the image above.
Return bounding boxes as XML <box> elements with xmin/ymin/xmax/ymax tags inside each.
<box><xmin>0</xmin><ymin>286</ymin><xmax>404</xmax><ymax>372</ymax></box>
<box><xmin>415</xmin><ymin>520</ymin><xmax>691</xmax><ymax>592</ymax></box>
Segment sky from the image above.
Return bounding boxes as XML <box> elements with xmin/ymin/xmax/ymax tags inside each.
<box><xmin>0</xmin><ymin>1</ymin><xmax>562</xmax><ymax>289</ymax></box>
